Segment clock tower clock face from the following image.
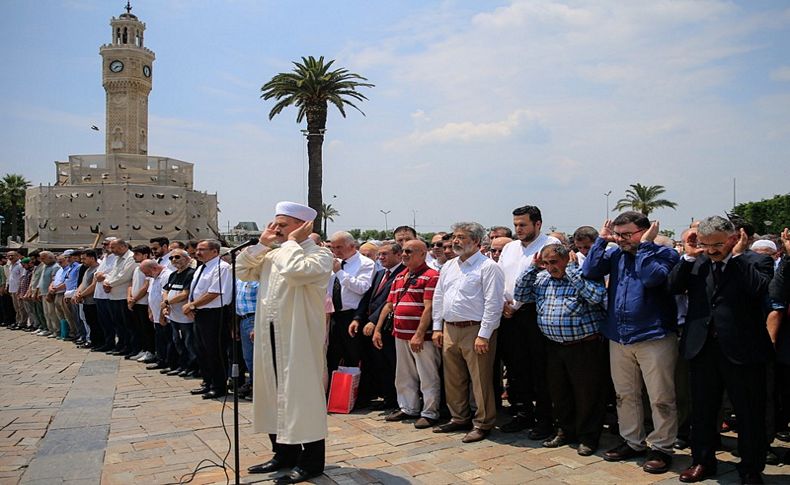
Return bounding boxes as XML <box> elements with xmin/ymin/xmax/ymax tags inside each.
<box><xmin>109</xmin><ymin>60</ymin><xmax>124</xmax><ymax>73</ymax></box>
<box><xmin>143</xmin><ymin>65</ymin><xmax>151</xmax><ymax>77</ymax></box>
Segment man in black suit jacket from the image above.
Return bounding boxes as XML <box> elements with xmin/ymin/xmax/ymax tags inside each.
<box><xmin>669</xmin><ymin>216</ymin><xmax>772</xmax><ymax>484</ymax></box>
<box><xmin>349</xmin><ymin>242</ymin><xmax>404</xmax><ymax>409</ymax></box>
<box><xmin>769</xmin><ymin>229</ymin><xmax>790</xmax><ymax>445</ymax></box>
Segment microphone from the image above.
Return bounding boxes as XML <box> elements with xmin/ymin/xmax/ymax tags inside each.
<box><xmin>222</xmin><ymin>238</ymin><xmax>259</xmax><ymax>256</ymax></box>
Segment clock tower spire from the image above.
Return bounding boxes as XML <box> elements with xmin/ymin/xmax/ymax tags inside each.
<box><xmin>99</xmin><ymin>4</ymin><xmax>155</xmax><ymax>155</ymax></box>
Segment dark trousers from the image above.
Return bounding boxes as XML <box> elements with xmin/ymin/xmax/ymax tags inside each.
<box><xmin>375</xmin><ymin>330</ymin><xmax>397</xmax><ymax>405</ymax></box>
<box><xmin>171</xmin><ymin>320</ymin><xmax>198</xmax><ymax>370</ymax></box>
<box><xmin>194</xmin><ymin>306</ymin><xmax>230</xmax><ymax>393</ymax></box>
<box><xmin>108</xmin><ymin>300</ymin><xmax>131</xmax><ymax>350</ymax></box>
<box><xmin>545</xmin><ymin>337</ymin><xmax>606</xmax><ymax>446</ymax></box>
<box><xmin>95</xmin><ymin>299</ymin><xmax>115</xmax><ymax>349</ymax></box>
<box><xmin>131</xmin><ymin>304</ymin><xmax>155</xmax><ymax>353</ymax></box>
<box><xmin>154</xmin><ymin>321</ymin><xmax>178</xmax><ymax>368</ymax></box>
<box><xmin>326</xmin><ymin>310</ymin><xmax>360</xmax><ymax>372</ymax></box>
<box><xmin>83</xmin><ymin>304</ymin><xmax>104</xmax><ymax>347</ymax></box>
<box><xmin>266</xmin><ymin>322</ymin><xmax>325</xmax><ymax>473</ymax></box>
<box><xmin>777</xmin><ymin>362</ymin><xmax>790</xmax><ymax>433</ymax></box>
<box><xmin>503</xmin><ymin>304</ymin><xmax>551</xmax><ymax>425</ymax></box>
<box><xmin>689</xmin><ymin>338</ymin><xmax>767</xmax><ymax>475</ymax></box>
<box><xmin>0</xmin><ymin>292</ymin><xmax>16</xmax><ymax>324</ymax></box>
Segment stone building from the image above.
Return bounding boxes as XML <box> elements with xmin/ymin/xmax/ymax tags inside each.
<box><xmin>25</xmin><ymin>5</ymin><xmax>219</xmax><ymax>248</ymax></box>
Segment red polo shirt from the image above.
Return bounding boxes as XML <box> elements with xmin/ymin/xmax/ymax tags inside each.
<box><xmin>387</xmin><ymin>263</ymin><xmax>439</xmax><ymax>340</ymax></box>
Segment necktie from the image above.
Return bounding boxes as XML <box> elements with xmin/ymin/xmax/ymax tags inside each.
<box><xmin>376</xmin><ymin>270</ymin><xmax>391</xmax><ymax>295</ymax></box>
<box><xmin>332</xmin><ymin>261</ymin><xmax>346</xmax><ymax>311</ymax></box>
<box><xmin>712</xmin><ymin>261</ymin><xmax>723</xmax><ymax>287</ymax></box>
<box><xmin>189</xmin><ymin>264</ymin><xmax>205</xmax><ymax>302</ymax></box>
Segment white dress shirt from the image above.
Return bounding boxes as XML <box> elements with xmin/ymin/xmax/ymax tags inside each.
<box><xmin>92</xmin><ymin>254</ymin><xmax>116</xmax><ymax>300</ymax></box>
<box><xmin>104</xmin><ymin>250</ymin><xmax>137</xmax><ymax>301</ymax></box>
<box><xmin>189</xmin><ymin>256</ymin><xmax>232</xmax><ymax>308</ymax></box>
<box><xmin>498</xmin><ymin>233</ymin><xmax>560</xmax><ymax>309</ymax></box>
<box><xmin>432</xmin><ymin>251</ymin><xmax>505</xmax><ymax>339</ymax></box>
<box><xmin>327</xmin><ymin>251</ymin><xmax>375</xmax><ymax>311</ymax></box>
<box><xmin>130</xmin><ymin>266</ymin><xmax>149</xmax><ymax>305</ymax></box>
<box><xmin>147</xmin><ymin>268</ymin><xmax>173</xmax><ymax>324</ymax></box>
<box><xmin>7</xmin><ymin>261</ymin><xmax>23</xmax><ymax>293</ymax></box>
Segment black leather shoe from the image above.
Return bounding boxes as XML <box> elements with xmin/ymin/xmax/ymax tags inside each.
<box><xmin>542</xmin><ymin>434</ymin><xmax>569</xmax><ymax>448</ymax></box>
<box><xmin>674</xmin><ymin>437</ymin><xmax>689</xmax><ymax>450</ymax></box>
<box><xmin>202</xmin><ymin>390</ymin><xmax>226</xmax><ymax>399</ymax></box>
<box><xmin>604</xmin><ymin>442</ymin><xmax>646</xmax><ymax>462</ymax></box>
<box><xmin>499</xmin><ymin>414</ymin><xmax>535</xmax><ymax>433</ymax></box>
<box><xmin>577</xmin><ymin>443</ymin><xmax>597</xmax><ymax>456</ymax></box>
<box><xmin>433</xmin><ymin>421</ymin><xmax>473</xmax><ymax>433</ymax></box>
<box><xmin>740</xmin><ymin>471</ymin><xmax>763</xmax><ymax>484</ymax></box>
<box><xmin>166</xmin><ymin>368</ymin><xmax>183</xmax><ymax>376</ymax></box>
<box><xmin>776</xmin><ymin>430</ymin><xmax>790</xmax><ymax>442</ymax></box>
<box><xmin>248</xmin><ymin>458</ymin><xmax>289</xmax><ymax>474</ymax></box>
<box><xmin>159</xmin><ymin>368</ymin><xmax>172</xmax><ymax>374</ymax></box>
<box><xmin>190</xmin><ymin>386</ymin><xmax>210</xmax><ymax>395</ymax></box>
<box><xmin>385</xmin><ymin>410</ymin><xmax>419</xmax><ymax>422</ymax></box>
<box><xmin>528</xmin><ymin>424</ymin><xmax>554</xmax><ymax>441</ymax></box>
<box><xmin>274</xmin><ymin>466</ymin><xmax>320</xmax><ymax>484</ymax></box>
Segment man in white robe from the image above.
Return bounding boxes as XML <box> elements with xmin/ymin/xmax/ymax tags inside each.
<box><xmin>238</xmin><ymin>201</ymin><xmax>333</xmax><ymax>484</ymax></box>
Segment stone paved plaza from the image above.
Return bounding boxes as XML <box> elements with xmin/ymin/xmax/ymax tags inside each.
<box><xmin>0</xmin><ymin>327</ymin><xmax>788</xmax><ymax>484</ymax></box>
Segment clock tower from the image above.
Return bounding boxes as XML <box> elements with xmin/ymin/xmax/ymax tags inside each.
<box><xmin>99</xmin><ymin>2</ymin><xmax>154</xmax><ymax>155</ymax></box>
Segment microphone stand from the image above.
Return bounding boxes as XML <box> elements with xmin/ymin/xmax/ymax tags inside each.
<box><xmin>230</xmin><ymin>249</ymin><xmax>240</xmax><ymax>485</ymax></box>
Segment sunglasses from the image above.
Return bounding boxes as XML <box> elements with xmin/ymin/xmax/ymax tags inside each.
<box><xmin>403</xmin><ymin>249</ymin><xmax>415</xmax><ymax>254</ymax></box>
<box><xmin>431</xmin><ymin>243</ymin><xmax>443</xmax><ymax>248</ymax></box>
<box><xmin>170</xmin><ymin>255</ymin><xmax>182</xmax><ymax>260</ymax></box>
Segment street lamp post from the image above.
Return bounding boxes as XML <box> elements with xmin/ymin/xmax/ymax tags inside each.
<box><xmin>412</xmin><ymin>209</ymin><xmax>417</xmax><ymax>230</ymax></box>
<box><xmin>380</xmin><ymin>210</ymin><xmax>391</xmax><ymax>234</ymax></box>
<box><xmin>604</xmin><ymin>191</ymin><xmax>612</xmax><ymax>220</ymax></box>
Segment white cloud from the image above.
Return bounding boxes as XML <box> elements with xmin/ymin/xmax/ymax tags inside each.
<box><xmin>404</xmin><ymin>109</ymin><xmax>542</xmax><ymax>144</ymax></box>
<box><xmin>771</xmin><ymin>66</ymin><xmax>790</xmax><ymax>82</ymax></box>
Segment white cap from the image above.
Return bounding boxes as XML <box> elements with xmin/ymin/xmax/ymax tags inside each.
<box><xmin>751</xmin><ymin>239</ymin><xmax>777</xmax><ymax>252</ymax></box>
<box><xmin>104</xmin><ymin>236</ymin><xmax>118</xmax><ymax>242</ymax></box>
<box><xmin>275</xmin><ymin>201</ymin><xmax>317</xmax><ymax>222</ymax></box>
<box><xmin>62</xmin><ymin>249</ymin><xmax>74</xmax><ymax>256</ymax></box>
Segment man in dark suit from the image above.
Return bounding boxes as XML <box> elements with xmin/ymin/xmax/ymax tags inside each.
<box><xmin>349</xmin><ymin>242</ymin><xmax>404</xmax><ymax>409</ymax></box>
<box><xmin>669</xmin><ymin>216</ymin><xmax>772</xmax><ymax>484</ymax></box>
<box><xmin>769</xmin><ymin>229</ymin><xmax>790</xmax><ymax>449</ymax></box>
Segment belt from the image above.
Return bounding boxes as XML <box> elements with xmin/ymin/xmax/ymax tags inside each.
<box><xmin>445</xmin><ymin>320</ymin><xmax>480</xmax><ymax>328</ymax></box>
<box><xmin>554</xmin><ymin>333</ymin><xmax>600</xmax><ymax>346</ymax></box>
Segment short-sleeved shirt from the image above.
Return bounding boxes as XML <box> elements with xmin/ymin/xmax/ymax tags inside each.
<box><xmin>39</xmin><ymin>263</ymin><xmax>58</xmax><ymax>295</ymax></box>
<box><xmin>386</xmin><ymin>263</ymin><xmax>439</xmax><ymax>340</ymax></box>
<box><xmin>78</xmin><ymin>266</ymin><xmax>98</xmax><ymax>305</ymax></box>
<box><xmin>188</xmin><ymin>257</ymin><xmax>232</xmax><ymax>308</ymax></box>
<box><xmin>130</xmin><ymin>267</ymin><xmax>149</xmax><ymax>305</ymax></box>
<box><xmin>165</xmin><ymin>268</ymin><xmax>195</xmax><ymax>323</ymax></box>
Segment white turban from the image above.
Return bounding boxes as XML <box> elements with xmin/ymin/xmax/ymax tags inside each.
<box><xmin>751</xmin><ymin>239</ymin><xmax>777</xmax><ymax>252</ymax></box>
<box><xmin>275</xmin><ymin>201</ymin><xmax>317</xmax><ymax>222</ymax></box>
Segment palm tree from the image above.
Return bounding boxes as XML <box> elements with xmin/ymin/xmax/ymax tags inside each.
<box><xmin>320</xmin><ymin>203</ymin><xmax>340</xmax><ymax>237</ymax></box>
<box><xmin>261</xmin><ymin>56</ymin><xmax>373</xmax><ymax>229</ymax></box>
<box><xmin>612</xmin><ymin>183</ymin><xmax>678</xmax><ymax>217</ymax></box>
<box><xmin>0</xmin><ymin>174</ymin><xmax>32</xmax><ymax>242</ymax></box>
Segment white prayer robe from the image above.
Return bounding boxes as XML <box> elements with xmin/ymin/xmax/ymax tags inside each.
<box><xmin>236</xmin><ymin>238</ymin><xmax>333</xmax><ymax>444</ymax></box>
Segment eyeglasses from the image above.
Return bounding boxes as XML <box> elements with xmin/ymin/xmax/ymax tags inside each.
<box><xmin>613</xmin><ymin>228</ymin><xmax>647</xmax><ymax>240</ymax></box>
<box><xmin>431</xmin><ymin>243</ymin><xmax>443</xmax><ymax>248</ymax></box>
<box><xmin>697</xmin><ymin>242</ymin><xmax>726</xmax><ymax>250</ymax></box>
<box><xmin>403</xmin><ymin>249</ymin><xmax>415</xmax><ymax>254</ymax></box>
<box><xmin>170</xmin><ymin>255</ymin><xmax>182</xmax><ymax>260</ymax></box>
<box><xmin>490</xmin><ymin>248</ymin><xmax>503</xmax><ymax>254</ymax></box>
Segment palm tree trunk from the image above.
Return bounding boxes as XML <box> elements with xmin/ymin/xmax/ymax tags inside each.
<box><xmin>9</xmin><ymin>201</ymin><xmax>18</xmax><ymax>241</ymax></box>
<box><xmin>306</xmin><ymin>105</ymin><xmax>327</xmax><ymax>231</ymax></box>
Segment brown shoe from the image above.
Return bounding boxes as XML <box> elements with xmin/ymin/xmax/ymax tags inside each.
<box><xmin>679</xmin><ymin>464</ymin><xmax>717</xmax><ymax>483</ymax></box>
<box><xmin>433</xmin><ymin>421</ymin><xmax>473</xmax><ymax>433</ymax></box>
<box><xmin>603</xmin><ymin>442</ymin><xmax>646</xmax><ymax>462</ymax></box>
<box><xmin>385</xmin><ymin>410</ymin><xmax>419</xmax><ymax>422</ymax></box>
<box><xmin>462</xmin><ymin>427</ymin><xmax>490</xmax><ymax>443</ymax></box>
<box><xmin>642</xmin><ymin>449</ymin><xmax>672</xmax><ymax>474</ymax></box>
<box><xmin>414</xmin><ymin>417</ymin><xmax>438</xmax><ymax>429</ymax></box>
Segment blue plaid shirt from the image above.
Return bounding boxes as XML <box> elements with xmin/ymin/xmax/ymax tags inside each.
<box><xmin>514</xmin><ymin>262</ymin><xmax>606</xmax><ymax>343</ymax></box>
<box><xmin>235</xmin><ymin>280</ymin><xmax>259</xmax><ymax>316</ymax></box>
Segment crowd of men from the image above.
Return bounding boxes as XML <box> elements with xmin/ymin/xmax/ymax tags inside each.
<box><xmin>2</xmin><ymin>203</ymin><xmax>790</xmax><ymax>485</ymax></box>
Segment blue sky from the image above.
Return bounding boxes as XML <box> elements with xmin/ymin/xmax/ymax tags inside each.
<box><xmin>2</xmin><ymin>0</ymin><xmax>789</xmax><ymax>237</ymax></box>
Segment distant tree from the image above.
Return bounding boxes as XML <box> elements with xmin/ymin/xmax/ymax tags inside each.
<box><xmin>612</xmin><ymin>183</ymin><xmax>678</xmax><ymax>216</ymax></box>
<box><xmin>0</xmin><ymin>174</ymin><xmax>31</xmax><ymax>243</ymax></box>
<box><xmin>320</xmin><ymin>203</ymin><xmax>340</xmax><ymax>238</ymax></box>
<box><xmin>260</xmin><ymin>56</ymin><xmax>373</xmax><ymax>229</ymax></box>
<box><xmin>731</xmin><ymin>193</ymin><xmax>790</xmax><ymax>235</ymax></box>
<box><xmin>659</xmin><ymin>229</ymin><xmax>676</xmax><ymax>239</ymax></box>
